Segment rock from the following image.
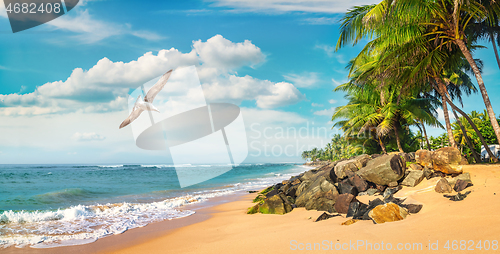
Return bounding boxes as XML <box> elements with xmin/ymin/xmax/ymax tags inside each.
<box><xmin>448</xmin><ymin>172</ymin><xmax>472</xmax><ymax>187</ymax></box>
<box><xmin>285</xmin><ymin>184</ymin><xmax>298</xmax><ymax>198</ymax></box>
<box><xmin>348</xmin><ymin>201</ymin><xmax>368</xmax><ymax>218</ymax></box>
<box><xmin>295</xmin><ymin>175</ymin><xmax>339</xmax><ymax>213</ymax></box>
<box><xmin>295</xmin><ymin>181</ymin><xmax>310</xmax><ymax>197</ymax></box>
<box><xmin>453</xmin><ymin>179</ymin><xmax>470</xmax><ymax>192</ymax></box>
<box><xmin>314</xmin><ymin>212</ymin><xmax>340</xmax><ymax>222</ymax></box>
<box><xmin>401</xmin><ymin>170</ymin><xmax>425</xmax><ymax>187</ymax></box>
<box><xmin>265</xmin><ymin>189</ymin><xmax>279</xmax><ymax>198</ymax></box>
<box><xmin>408</xmin><ymin>164</ymin><xmax>423</xmax><ymax>171</ymax></box>
<box><xmin>357</xmin><ymin>154</ymin><xmax>406</xmax><ymax>186</ymax></box>
<box><xmin>334</xmin><ymin>161</ymin><xmax>359</xmax><ymax>179</ymax></box>
<box><xmin>368</xmin><ymin>202</ymin><xmax>408</xmax><ymax>224</ymax></box>
<box><xmin>388</xmin><ymin>181</ymin><xmax>399</xmax><ymax>187</ymax></box>
<box><xmin>400</xmin><ymin>203</ymin><xmax>423</xmax><ymax>214</ymax></box>
<box><xmin>460</xmin><ymin>157</ymin><xmax>469</xmax><ymax>165</ymax></box>
<box><xmin>247</xmin><ymin>204</ymin><xmax>260</xmax><ymax>214</ymax></box>
<box><xmin>248</xmin><ymin>190</ymin><xmax>258</xmax><ymax>193</ymax></box>
<box><xmin>292</xmin><ymin>178</ymin><xmax>301</xmax><ymax>185</ymax></box>
<box><xmin>383</xmin><ymin>187</ymin><xmax>401</xmax><ymax>199</ymax></box>
<box><xmin>423</xmin><ymin>167</ymin><xmax>433</xmax><ymax>179</ymax></box>
<box><xmin>341</xmin><ymin>219</ymin><xmax>360</xmax><ymax>225</ymax></box>
<box><xmin>333</xmin><ymin>154</ymin><xmax>370</xmax><ymax>179</ymax></box>
<box><xmin>339</xmin><ymin>179</ymin><xmax>358</xmax><ymax>196</ymax></box>
<box><xmin>432</xmin><ymin>147</ymin><xmax>464</xmax><ymax>174</ymax></box>
<box><xmin>415</xmin><ymin>149</ymin><xmax>433</xmax><ymax>168</ymax></box>
<box><xmin>259</xmin><ymin>194</ymin><xmax>293</xmax><ymax>214</ymax></box>
<box><xmin>348</xmin><ymin>174</ymin><xmax>369</xmax><ymax>192</ymax></box>
<box><xmin>360</xmin><ymin>198</ymin><xmax>385</xmax><ymax>220</ymax></box>
<box><xmin>435</xmin><ymin>178</ymin><xmax>453</xmax><ymax>193</ymax></box>
<box><xmin>444</xmin><ymin>191</ymin><xmax>471</xmax><ymax>201</ymax></box>
<box><xmin>408</xmin><ymin>152</ymin><xmax>416</xmax><ymax>162</ymax></box>
<box><xmin>334</xmin><ymin>193</ymin><xmax>355</xmax><ymax>214</ymax></box>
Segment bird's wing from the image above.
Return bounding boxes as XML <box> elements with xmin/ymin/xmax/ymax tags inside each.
<box><xmin>144</xmin><ymin>69</ymin><xmax>173</xmax><ymax>103</ymax></box>
<box><xmin>133</xmin><ymin>95</ymin><xmax>141</xmax><ymax>110</ymax></box>
<box><xmin>119</xmin><ymin>108</ymin><xmax>144</xmax><ymax>129</ymax></box>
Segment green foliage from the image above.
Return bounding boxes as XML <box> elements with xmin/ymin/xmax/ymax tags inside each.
<box><xmin>452</xmin><ymin>110</ymin><xmax>500</xmax><ymax>161</ymax></box>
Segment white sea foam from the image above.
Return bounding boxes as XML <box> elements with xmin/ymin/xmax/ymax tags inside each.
<box><xmin>97</xmin><ymin>165</ymin><xmax>124</xmax><ymax>168</ymax></box>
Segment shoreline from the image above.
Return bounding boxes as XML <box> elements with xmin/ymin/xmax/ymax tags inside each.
<box><xmin>1</xmin><ymin>192</ymin><xmax>249</xmax><ymax>254</ymax></box>
<box><xmin>106</xmin><ymin>164</ymin><xmax>500</xmax><ymax>253</ymax></box>
<box><xmin>4</xmin><ymin>164</ymin><xmax>500</xmax><ymax>253</ymax></box>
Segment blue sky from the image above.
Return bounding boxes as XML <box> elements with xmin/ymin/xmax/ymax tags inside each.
<box><xmin>0</xmin><ymin>0</ymin><xmax>499</xmax><ymax>164</ymax></box>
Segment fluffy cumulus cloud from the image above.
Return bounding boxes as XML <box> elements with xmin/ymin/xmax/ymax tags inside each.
<box><xmin>0</xmin><ymin>35</ymin><xmax>305</xmax><ymax>116</ymax></box>
<box><xmin>72</xmin><ymin>132</ymin><xmax>106</xmax><ymax>141</ymax></box>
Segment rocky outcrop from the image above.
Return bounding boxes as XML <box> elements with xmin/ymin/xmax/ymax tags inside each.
<box><xmin>432</xmin><ymin>147</ymin><xmax>464</xmax><ymax>174</ymax></box>
<box><xmin>415</xmin><ymin>149</ymin><xmax>433</xmax><ymax>168</ymax></box>
<box><xmin>357</xmin><ymin>154</ymin><xmax>406</xmax><ymax>186</ymax></box>
<box><xmin>368</xmin><ymin>202</ymin><xmax>408</xmax><ymax>224</ymax></box>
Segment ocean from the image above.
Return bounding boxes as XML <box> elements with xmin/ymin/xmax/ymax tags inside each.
<box><xmin>0</xmin><ymin>163</ymin><xmax>310</xmax><ymax>248</ymax></box>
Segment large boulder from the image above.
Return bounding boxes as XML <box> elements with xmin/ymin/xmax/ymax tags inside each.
<box><xmin>435</xmin><ymin>178</ymin><xmax>453</xmax><ymax>193</ymax></box>
<box><xmin>334</xmin><ymin>154</ymin><xmax>370</xmax><ymax>179</ymax></box>
<box><xmin>368</xmin><ymin>202</ymin><xmax>408</xmax><ymax>224</ymax></box>
<box><xmin>356</xmin><ymin>154</ymin><xmax>406</xmax><ymax>186</ymax></box>
<box><xmin>415</xmin><ymin>149</ymin><xmax>433</xmax><ymax>168</ymax></box>
<box><xmin>295</xmin><ymin>174</ymin><xmax>339</xmax><ymax>213</ymax></box>
<box><xmin>432</xmin><ymin>147</ymin><xmax>464</xmax><ymax>174</ymax></box>
<box><xmin>401</xmin><ymin>170</ymin><xmax>425</xmax><ymax>187</ymax></box>
<box><xmin>259</xmin><ymin>193</ymin><xmax>293</xmax><ymax>215</ymax></box>
<box><xmin>334</xmin><ymin>193</ymin><xmax>355</xmax><ymax>214</ymax></box>
<box><xmin>408</xmin><ymin>163</ymin><xmax>423</xmax><ymax>171</ymax></box>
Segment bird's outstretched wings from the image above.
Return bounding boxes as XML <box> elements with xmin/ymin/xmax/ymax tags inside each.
<box><xmin>119</xmin><ymin>95</ymin><xmax>144</xmax><ymax>129</ymax></box>
<box><xmin>144</xmin><ymin>69</ymin><xmax>173</xmax><ymax>103</ymax></box>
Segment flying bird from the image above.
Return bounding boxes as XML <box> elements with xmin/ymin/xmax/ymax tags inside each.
<box><xmin>119</xmin><ymin>69</ymin><xmax>173</xmax><ymax>129</ymax></box>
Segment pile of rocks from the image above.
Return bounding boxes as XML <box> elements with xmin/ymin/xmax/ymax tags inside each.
<box><xmin>247</xmin><ymin>147</ymin><xmax>472</xmax><ymax>225</ymax></box>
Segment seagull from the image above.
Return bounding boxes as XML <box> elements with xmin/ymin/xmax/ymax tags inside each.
<box><xmin>119</xmin><ymin>69</ymin><xmax>173</xmax><ymax>129</ymax></box>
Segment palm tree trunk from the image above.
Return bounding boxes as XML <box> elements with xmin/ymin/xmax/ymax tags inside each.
<box><xmin>378</xmin><ymin>136</ymin><xmax>387</xmax><ymax>154</ymax></box>
<box><xmin>452</xmin><ymin>109</ymin><xmax>481</xmax><ymax>163</ymax></box>
<box><xmin>393</xmin><ymin>125</ymin><xmax>404</xmax><ymax>153</ymax></box>
<box><xmin>441</xmin><ymin>94</ymin><xmax>457</xmax><ymax>147</ymax></box>
<box><xmin>489</xmin><ymin>31</ymin><xmax>500</xmax><ymax>70</ymax></box>
<box><xmin>455</xmin><ymin>39</ymin><xmax>500</xmax><ymax>145</ymax></box>
<box><xmin>419</xmin><ymin>119</ymin><xmax>431</xmax><ymax>150</ymax></box>
<box><xmin>432</xmin><ymin>78</ymin><xmax>498</xmax><ymax>162</ymax></box>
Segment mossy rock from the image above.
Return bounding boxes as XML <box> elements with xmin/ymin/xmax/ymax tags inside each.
<box><xmin>247</xmin><ymin>204</ymin><xmax>260</xmax><ymax>214</ymax></box>
<box><xmin>260</xmin><ymin>186</ymin><xmax>274</xmax><ymax>195</ymax></box>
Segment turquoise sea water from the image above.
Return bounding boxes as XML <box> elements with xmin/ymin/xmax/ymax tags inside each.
<box><xmin>0</xmin><ymin>163</ymin><xmax>309</xmax><ymax>248</ymax></box>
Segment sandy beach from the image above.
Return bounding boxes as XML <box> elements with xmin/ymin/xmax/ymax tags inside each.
<box><xmin>4</xmin><ymin>164</ymin><xmax>500</xmax><ymax>254</ymax></box>
<box><xmin>110</xmin><ymin>164</ymin><xmax>500</xmax><ymax>253</ymax></box>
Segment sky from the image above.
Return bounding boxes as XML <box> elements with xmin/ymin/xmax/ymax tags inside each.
<box><xmin>0</xmin><ymin>0</ymin><xmax>499</xmax><ymax>164</ymax></box>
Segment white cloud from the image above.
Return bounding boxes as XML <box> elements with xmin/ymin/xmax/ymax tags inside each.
<box><xmin>283</xmin><ymin>72</ymin><xmax>319</xmax><ymax>88</ymax></box>
<box><xmin>208</xmin><ymin>0</ymin><xmax>379</xmax><ymax>13</ymax></box>
<box><xmin>314</xmin><ymin>107</ymin><xmax>335</xmax><ymax>116</ymax></box>
<box><xmin>302</xmin><ymin>17</ymin><xmax>339</xmax><ymax>25</ymax></box>
<box><xmin>72</xmin><ymin>132</ymin><xmax>106</xmax><ymax>141</ymax></box>
<box><xmin>0</xmin><ymin>35</ymin><xmax>304</xmax><ymax>116</ymax></box>
<box><xmin>0</xmin><ymin>1</ymin><xmax>162</xmax><ymax>43</ymax></box>
<box><xmin>311</xmin><ymin>103</ymin><xmax>323</xmax><ymax>107</ymax></box>
<box><xmin>193</xmin><ymin>35</ymin><xmax>265</xmax><ymax>70</ymax></box>
<box><xmin>328</xmin><ymin>99</ymin><xmax>337</xmax><ymax>104</ymax></box>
